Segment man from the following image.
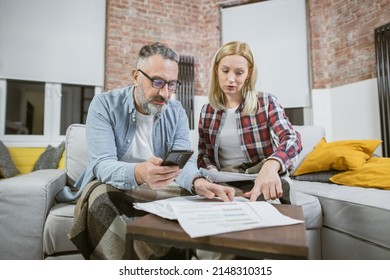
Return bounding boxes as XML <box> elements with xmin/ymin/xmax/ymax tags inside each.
<box><xmin>60</xmin><ymin>42</ymin><xmax>235</xmax><ymax>259</ymax></box>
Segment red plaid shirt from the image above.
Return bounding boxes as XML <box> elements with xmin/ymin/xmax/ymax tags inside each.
<box><xmin>197</xmin><ymin>92</ymin><xmax>302</xmax><ymax>173</ymax></box>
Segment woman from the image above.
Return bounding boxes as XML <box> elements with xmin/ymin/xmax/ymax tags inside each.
<box><xmin>197</xmin><ymin>41</ymin><xmax>302</xmax><ymax>203</ymax></box>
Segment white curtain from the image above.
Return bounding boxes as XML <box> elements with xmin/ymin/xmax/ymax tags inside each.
<box><xmin>222</xmin><ymin>0</ymin><xmax>310</xmax><ymax>108</ymax></box>
<box><xmin>0</xmin><ymin>0</ymin><xmax>106</xmax><ymax>86</ymax></box>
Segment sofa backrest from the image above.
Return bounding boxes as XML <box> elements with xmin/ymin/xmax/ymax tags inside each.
<box><xmin>293</xmin><ymin>125</ymin><xmax>325</xmax><ymax>170</ymax></box>
<box><xmin>64</xmin><ymin>123</ymin><xmax>325</xmax><ymax>185</ymax></box>
<box><xmin>65</xmin><ymin>124</ymin><xmax>88</xmax><ymax>186</ymax></box>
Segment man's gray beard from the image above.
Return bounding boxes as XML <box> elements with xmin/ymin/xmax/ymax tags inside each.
<box><xmin>136</xmin><ymin>87</ymin><xmax>168</xmax><ymax>116</ymax></box>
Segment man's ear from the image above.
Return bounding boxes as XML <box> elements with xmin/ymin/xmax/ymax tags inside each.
<box><xmin>132</xmin><ymin>69</ymin><xmax>139</xmax><ymax>85</ymax></box>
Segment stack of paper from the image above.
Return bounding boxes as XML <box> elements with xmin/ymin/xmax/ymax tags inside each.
<box><xmin>134</xmin><ymin>196</ymin><xmax>304</xmax><ymax>238</ymax></box>
<box><xmin>200</xmin><ymin>168</ymin><xmax>257</xmax><ymax>182</ymax></box>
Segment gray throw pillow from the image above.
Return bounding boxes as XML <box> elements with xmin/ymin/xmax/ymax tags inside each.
<box><xmin>0</xmin><ymin>140</ymin><xmax>20</xmax><ymax>178</ymax></box>
<box><xmin>292</xmin><ymin>170</ymin><xmax>340</xmax><ymax>183</ymax></box>
<box><xmin>33</xmin><ymin>141</ymin><xmax>65</xmax><ymax>171</ymax></box>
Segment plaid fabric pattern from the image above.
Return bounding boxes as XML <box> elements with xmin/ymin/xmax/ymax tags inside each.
<box><xmin>68</xmin><ymin>180</ymin><xmax>192</xmax><ymax>260</ymax></box>
<box><xmin>197</xmin><ymin>92</ymin><xmax>302</xmax><ymax>172</ymax></box>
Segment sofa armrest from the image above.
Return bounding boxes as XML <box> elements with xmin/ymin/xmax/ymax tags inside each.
<box><xmin>0</xmin><ymin>169</ymin><xmax>66</xmax><ymax>259</ymax></box>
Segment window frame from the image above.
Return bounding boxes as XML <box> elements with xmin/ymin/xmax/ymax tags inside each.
<box><xmin>0</xmin><ymin>79</ymin><xmax>101</xmax><ymax>147</ymax></box>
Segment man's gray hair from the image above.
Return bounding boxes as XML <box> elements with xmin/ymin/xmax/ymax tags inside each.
<box><xmin>136</xmin><ymin>42</ymin><xmax>180</xmax><ymax>67</ymax></box>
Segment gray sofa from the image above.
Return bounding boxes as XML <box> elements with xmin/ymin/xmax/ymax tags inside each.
<box><xmin>291</xmin><ymin>126</ymin><xmax>390</xmax><ymax>259</ymax></box>
<box><xmin>0</xmin><ymin>124</ymin><xmax>389</xmax><ymax>260</ymax></box>
<box><xmin>0</xmin><ymin>124</ymin><xmax>87</xmax><ymax>260</ymax></box>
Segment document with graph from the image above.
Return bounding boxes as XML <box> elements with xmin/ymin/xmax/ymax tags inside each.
<box><xmin>134</xmin><ymin>196</ymin><xmax>303</xmax><ymax>238</ymax></box>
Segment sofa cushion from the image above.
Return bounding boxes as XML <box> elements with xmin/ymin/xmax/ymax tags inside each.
<box><xmin>292</xmin><ymin>126</ymin><xmax>325</xmax><ymax>172</ymax></box>
<box><xmin>330</xmin><ymin>157</ymin><xmax>390</xmax><ymax>190</ymax></box>
<box><xmin>65</xmin><ymin>124</ymin><xmax>88</xmax><ymax>186</ymax></box>
<box><xmin>7</xmin><ymin>147</ymin><xmax>66</xmax><ymax>174</ymax></box>
<box><xmin>294</xmin><ymin>138</ymin><xmax>381</xmax><ymax>176</ymax></box>
<box><xmin>0</xmin><ymin>140</ymin><xmax>19</xmax><ymax>178</ymax></box>
<box><xmin>33</xmin><ymin>142</ymin><xmax>65</xmax><ymax>171</ymax></box>
<box><xmin>291</xmin><ymin>179</ymin><xmax>390</xmax><ymax>251</ymax></box>
<box><xmin>43</xmin><ymin>203</ymin><xmax>78</xmax><ymax>255</ymax></box>
<box><xmin>0</xmin><ymin>169</ymin><xmax>66</xmax><ymax>260</ymax></box>
<box><xmin>8</xmin><ymin>147</ymin><xmax>46</xmax><ymax>174</ymax></box>
<box><xmin>293</xmin><ymin>170</ymin><xmax>340</xmax><ymax>183</ymax></box>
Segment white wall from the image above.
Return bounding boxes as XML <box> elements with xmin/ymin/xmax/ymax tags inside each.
<box><xmin>312</xmin><ymin>78</ymin><xmax>382</xmax><ymax>154</ymax></box>
<box><xmin>189</xmin><ymin>95</ymin><xmax>209</xmax><ymax>158</ymax></box>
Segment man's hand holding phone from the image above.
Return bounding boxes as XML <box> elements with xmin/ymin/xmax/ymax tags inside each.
<box><xmin>161</xmin><ymin>149</ymin><xmax>194</xmax><ymax>168</ymax></box>
<box><xmin>134</xmin><ymin>150</ymin><xmax>193</xmax><ymax>189</ymax></box>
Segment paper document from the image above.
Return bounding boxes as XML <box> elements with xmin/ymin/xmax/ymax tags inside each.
<box><xmin>134</xmin><ymin>196</ymin><xmax>304</xmax><ymax>238</ymax></box>
<box><xmin>200</xmin><ymin>168</ymin><xmax>257</xmax><ymax>182</ymax></box>
<box><xmin>133</xmin><ymin>196</ymin><xmax>248</xmax><ymax>220</ymax></box>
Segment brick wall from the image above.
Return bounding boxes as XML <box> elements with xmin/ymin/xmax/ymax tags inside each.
<box><xmin>105</xmin><ymin>0</ymin><xmax>390</xmax><ymax>93</ymax></box>
<box><xmin>309</xmin><ymin>0</ymin><xmax>390</xmax><ymax>88</ymax></box>
<box><xmin>104</xmin><ymin>0</ymin><xmax>254</xmax><ymax>94</ymax></box>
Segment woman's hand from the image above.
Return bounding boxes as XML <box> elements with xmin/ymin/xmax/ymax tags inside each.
<box><xmin>244</xmin><ymin>159</ymin><xmax>282</xmax><ymax>202</ymax></box>
<box><xmin>193</xmin><ymin>179</ymin><xmax>235</xmax><ymax>202</ymax></box>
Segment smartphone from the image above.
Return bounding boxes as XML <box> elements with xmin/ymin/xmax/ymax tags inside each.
<box><xmin>161</xmin><ymin>149</ymin><xmax>194</xmax><ymax>169</ymax></box>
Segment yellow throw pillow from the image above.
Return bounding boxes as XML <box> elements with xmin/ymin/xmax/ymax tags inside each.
<box><xmin>330</xmin><ymin>157</ymin><xmax>390</xmax><ymax>190</ymax></box>
<box><xmin>294</xmin><ymin>138</ymin><xmax>382</xmax><ymax>176</ymax></box>
<box><xmin>8</xmin><ymin>147</ymin><xmax>46</xmax><ymax>174</ymax></box>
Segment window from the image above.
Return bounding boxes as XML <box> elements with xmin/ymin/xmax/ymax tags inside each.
<box><xmin>60</xmin><ymin>84</ymin><xmax>94</xmax><ymax>135</ymax></box>
<box><xmin>0</xmin><ymin>79</ymin><xmax>101</xmax><ymax>146</ymax></box>
<box><xmin>5</xmin><ymin>80</ymin><xmax>45</xmax><ymax>135</ymax></box>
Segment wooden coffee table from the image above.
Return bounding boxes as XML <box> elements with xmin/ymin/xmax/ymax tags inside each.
<box><xmin>125</xmin><ymin>204</ymin><xmax>308</xmax><ymax>260</ymax></box>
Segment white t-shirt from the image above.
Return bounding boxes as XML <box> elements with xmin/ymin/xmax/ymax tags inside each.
<box><xmin>121</xmin><ymin>111</ymin><xmax>154</xmax><ymax>163</ymax></box>
<box><xmin>218</xmin><ymin>107</ymin><xmax>246</xmax><ymax>168</ymax></box>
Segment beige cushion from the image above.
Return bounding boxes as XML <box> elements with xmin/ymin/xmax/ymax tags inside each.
<box><xmin>65</xmin><ymin>124</ymin><xmax>88</xmax><ymax>186</ymax></box>
<box><xmin>43</xmin><ymin>203</ymin><xmax>78</xmax><ymax>255</ymax></box>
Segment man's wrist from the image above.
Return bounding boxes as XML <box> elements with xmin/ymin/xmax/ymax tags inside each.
<box><xmin>191</xmin><ymin>175</ymin><xmax>205</xmax><ymax>193</ymax></box>
<box><xmin>191</xmin><ymin>175</ymin><xmax>214</xmax><ymax>194</ymax></box>
<box><xmin>134</xmin><ymin>164</ymin><xmax>143</xmax><ymax>185</ymax></box>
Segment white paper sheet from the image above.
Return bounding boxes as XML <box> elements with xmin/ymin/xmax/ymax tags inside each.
<box><xmin>134</xmin><ymin>196</ymin><xmax>211</xmax><ymax>220</ymax></box>
<box><xmin>134</xmin><ymin>196</ymin><xmax>304</xmax><ymax>238</ymax></box>
<box><xmin>133</xmin><ymin>196</ymin><xmax>248</xmax><ymax>220</ymax></box>
<box><xmin>200</xmin><ymin>168</ymin><xmax>257</xmax><ymax>182</ymax></box>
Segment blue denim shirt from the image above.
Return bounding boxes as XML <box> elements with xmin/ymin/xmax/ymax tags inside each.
<box><xmin>57</xmin><ymin>86</ymin><xmax>200</xmax><ymax>202</ymax></box>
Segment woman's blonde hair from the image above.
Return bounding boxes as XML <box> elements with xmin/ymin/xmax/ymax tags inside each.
<box><xmin>208</xmin><ymin>41</ymin><xmax>258</xmax><ymax>115</ymax></box>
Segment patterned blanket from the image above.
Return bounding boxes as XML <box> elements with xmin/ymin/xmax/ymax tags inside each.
<box><xmin>68</xmin><ymin>180</ymin><xmax>192</xmax><ymax>260</ymax></box>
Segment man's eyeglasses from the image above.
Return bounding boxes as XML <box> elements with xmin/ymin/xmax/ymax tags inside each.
<box><xmin>137</xmin><ymin>69</ymin><xmax>181</xmax><ymax>92</ymax></box>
